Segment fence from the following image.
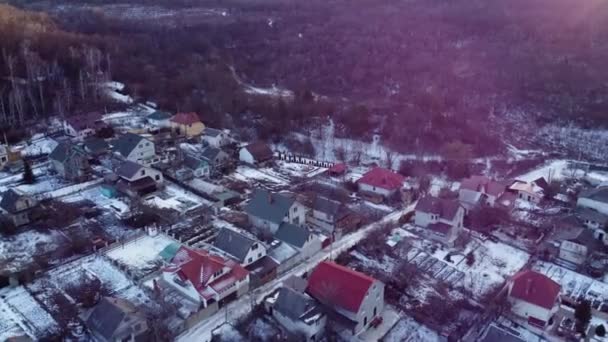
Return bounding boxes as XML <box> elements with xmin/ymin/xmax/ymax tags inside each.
<box><xmin>276</xmin><ymin>151</ymin><xmax>335</xmax><ymax>168</ymax></box>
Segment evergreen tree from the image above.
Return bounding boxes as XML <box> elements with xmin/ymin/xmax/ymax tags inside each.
<box><xmin>22</xmin><ymin>160</ymin><xmax>35</xmax><ymax>184</ymax></box>
<box><xmin>574</xmin><ymin>300</ymin><xmax>592</xmax><ymax>334</ymax></box>
<box><xmin>596</xmin><ymin>325</ymin><xmax>606</xmax><ymax>337</ymax></box>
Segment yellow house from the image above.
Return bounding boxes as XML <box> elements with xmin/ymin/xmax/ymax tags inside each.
<box><xmin>170</xmin><ymin>112</ymin><xmax>205</xmax><ymax>137</ymax></box>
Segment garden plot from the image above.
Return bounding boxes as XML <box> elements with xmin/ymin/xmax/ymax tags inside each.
<box><xmin>275</xmin><ymin>160</ymin><xmax>327</xmax><ymax>179</ymax></box>
<box><xmin>534</xmin><ymin>261</ymin><xmax>608</xmax><ymax>304</ymax></box>
<box><xmin>0</xmin><ymin>286</ymin><xmax>59</xmax><ymax>340</ymax></box>
<box><xmin>384</xmin><ymin>316</ymin><xmax>441</xmax><ymax>342</ymax></box>
<box><xmin>0</xmin><ymin>230</ymin><xmax>66</xmax><ymax>275</ymax></box>
<box><xmin>105</xmin><ymin>234</ymin><xmax>175</xmax><ymax>278</ymax></box>
<box><xmin>231</xmin><ymin>165</ymin><xmax>289</xmax><ymax>190</ymax></box>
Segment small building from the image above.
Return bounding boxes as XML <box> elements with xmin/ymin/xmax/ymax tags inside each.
<box><xmin>115</xmin><ymin>161</ymin><xmax>163</xmax><ymax>196</ymax></box>
<box><xmin>239</xmin><ymin>142</ymin><xmax>273</xmax><ymax>165</ymax></box>
<box><xmin>0</xmin><ymin>189</ymin><xmax>38</xmax><ymax>227</ymax></box>
<box><xmin>245</xmin><ymin>189</ymin><xmax>307</xmax><ymax>233</ymax></box>
<box><xmin>63</xmin><ymin>112</ymin><xmax>104</xmax><ymax>139</ymax></box>
<box><xmin>183</xmin><ymin>154</ymin><xmax>210</xmax><ymax>178</ymax></box>
<box><xmin>202</xmin><ymin>127</ymin><xmax>230</xmax><ymax>148</ymax></box>
<box><xmin>0</xmin><ymin>144</ymin><xmax>8</xmax><ymax>169</ymax></box>
<box><xmin>577</xmin><ymin>186</ymin><xmax>608</xmax><ymax>217</ymax></box>
<box><xmin>357</xmin><ymin>167</ymin><xmax>405</xmax><ymax>198</ymax></box>
<box><xmin>414</xmin><ymin>195</ymin><xmax>465</xmax><ymax>245</ymax></box>
<box><xmin>213</xmin><ymin>228</ymin><xmax>266</xmax><ymax>266</ymax></box>
<box><xmin>274</xmin><ymin>223</ymin><xmax>321</xmax><ymax>260</ymax></box>
<box><xmin>83</xmin><ymin>296</ymin><xmax>150</xmax><ymax>342</ymax></box>
<box><xmin>307</xmin><ymin>261</ymin><xmax>384</xmax><ymax>336</ymax></box>
<box><xmin>327</xmin><ymin>163</ymin><xmax>347</xmax><ymax>177</ymax></box>
<box><xmin>559</xmin><ymin>228</ymin><xmax>604</xmax><ymax>265</ymax></box>
<box><xmin>200</xmin><ymin>147</ymin><xmax>230</xmax><ymax>175</ymax></box>
<box><xmin>574</xmin><ymin>207</ymin><xmax>608</xmax><ymax>243</ymax></box>
<box><xmin>147</xmin><ymin>110</ymin><xmax>172</xmax><ymax>127</ymax></box>
<box><xmin>459</xmin><ymin>175</ymin><xmax>507</xmax><ymax>211</ymax></box>
<box><xmin>507</xmin><ymin>270</ymin><xmax>561</xmax><ymax>328</ymax></box>
<box><xmin>272</xmin><ymin>287</ymin><xmax>327</xmax><ymax>341</ymax></box>
<box><xmin>160</xmin><ymin>246</ymin><xmax>249</xmax><ymax>311</ymax></box>
<box><xmin>48</xmin><ymin>143</ymin><xmax>90</xmax><ymax>181</ymax></box>
<box><xmin>83</xmin><ymin>137</ymin><xmax>109</xmax><ymax>157</ymax></box>
<box><xmin>508</xmin><ymin>180</ymin><xmax>544</xmax><ymax>204</ymax></box>
<box><xmin>170</xmin><ymin>112</ymin><xmax>205</xmax><ymax>137</ymax></box>
<box><xmin>267</xmin><ymin>240</ymin><xmax>300</xmax><ymax>274</ymax></box>
<box><xmin>113</xmin><ymin>133</ymin><xmax>158</xmax><ymax>165</ymax></box>
<box><xmin>306</xmin><ymin>196</ymin><xmax>353</xmax><ymax>239</ymax></box>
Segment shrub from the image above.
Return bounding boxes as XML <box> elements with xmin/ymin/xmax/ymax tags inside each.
<box><xmin>596</xmin><ymin>324</ymin><xmax>606</xmax><ymax>337</ymax></box>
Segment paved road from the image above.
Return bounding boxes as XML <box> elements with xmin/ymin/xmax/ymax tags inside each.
<box><xmin>176</xmin><ymin>203</ymin><xmax>416</xmax><ymax>342</ymax></box>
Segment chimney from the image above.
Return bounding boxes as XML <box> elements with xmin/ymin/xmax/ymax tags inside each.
<box><xmin>525</xmin><ymin>278</ymin><xmax>533</xmax><ymax>295</ymax></box>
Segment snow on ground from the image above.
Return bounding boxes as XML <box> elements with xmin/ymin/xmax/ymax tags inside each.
<box><xmin>533</xmin><ymin>261</ymin><xmax>608</xmax><ymax>302</ymax></box>
<box><xmin>46</xmin><ymin>178</ymin><xmax>103</xmax><ymax>199</ymax></box>
<box><xmin>0</xmin><ymin>230</ymin><xmax>65</xmax><ymax>275</ymax></box>
<box><xmin>429</xmin><ymin>177</ymin><xmax>460</xmax><ymax>196</ymax></box>
<box><xmin>105</xmin><ymin>234</ymin><xmax>175</xmax><ymax>275</ymax></box>
<box><xmin>103</xmin><ymin>81</ymin><xmax>125</xmax><ymax>92</ymax></box>
<box><xmin>516</xmin><ymin>159</ymin><xmax>575</xmax><ymax>182</ymax></box>
<box><xmin>275</xmin><ymin>160</ymin><xmax>327</xmax><ymax>178</ymax></box>
<box><xmin>507</xmin><ymin>144</ymin><xmax>544</xmax><ymax>161</ymax></box>
<box><xmin>17</xmin><ymin>137</ymin><xmax>58</xmax><ymax>157</ymax></box>
<box><xmin>247</xmin><ymin>318</ymin><xmax>279</xmax><ymax>341</ymax></box>
<box><xmin>214</xmin><ymin>323</ymin><xmax>244</xmax><ymax>342</ymax></box>
<box><xmin>244</xmin><ymin>84</ymin><xmax>294</xmax><ymax>99</ymax></box>
<box><xmin>384</xmin><ymin>316</ymin><xmax>441</xmax><ymax>342</ymax></box>
<box><xmin>232</xmin><ymin>165</ymin><xmax>289</xmax><ymax>187</ymax></box>
<box><xmin>0</xmin><ymin>172</ymin><xmax>64</xmax><ymax>195</ymax></box>
<box><xmin>0</xmin><ymin>286</ymin><xmax>59</xmax><ymax>340</ymax></box>
<box><xmin>145</xmin><ymin>183</ymin><xmax>212</xmax><ymax>213</ymax></box>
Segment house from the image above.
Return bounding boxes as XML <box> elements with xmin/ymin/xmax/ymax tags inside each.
<box><xmin>200</xmin><ymin>147</ymin><xmax>230</xmax><ymax>175</ymax></box>
<box><xmin>83</xmin><ymin>138</ymin><xmax>109</xmax><ymax>156</ymax></box>
<box><xmin>64</xmin><ymin>112</ymin><xmax>104</xmax><ymax>138</ymax></box>
<box><xmin>113</xmin><ymin>133</ymin><xmax>158</xmax><ymax>165</ymax></box>
<box><xmin>574</xmin><ymin>207</ymin><xmax>608</xmax><ymax>243</ymax></box>
<box><xmin>357</xmin><ymin>167</ymin><xmax>405</xmax><ymax>198</ymax></box>
<box><xmin>245</xmin><ymin>189</ymin><xmax>307</xmax><ymax>233</ymax></box>
<box><xmin>507</xmin><ymin>270</ymin><xmax>561</xmax><ymax>328</ymax></box>
<box><xmin>213</xmin><ymin>228</ymin><xmax>266</xmax><ymax>266</ymax></box>
<box><xmin>170</xmin><ymin>112</ymin><xmax>205</xmax><ymax>137</ymax></box>
<box><xmin>577</xmin><ymin>186</ymin><xmax>608</xmax><ymax>217</ymax></box>
<box><xmin>83</xmin><ymin>296</ymin><xmax>150</xmax><ymax>342</ymax></box>
<box><xmin>202</xmin><ymin>127</ymin><xmax>230</xmax><ymax>148</ymax></box>
<box><xmin>559</xmin><ymin>228</ymin><xmax>600</xmax><ymax>266</ymax></box>
<box><xmin>327</xmin><ymin>163</ymin><xmax>347</xmax><ymax>177</ymax></box>
<box><xmin>160</xmin><ymin>246</ymin><xmax>249</xmax><ymax>310</ymax></box>
<box><xmin>48</xmin><ymin>143</ymin><xmax>90</xmax><ymax>181</ymax></box>
<box><xmin>239</xmin><ymin>142</ymin><xmax>273</xmax><ymax>165</ymax></box>
<box><xmin>414</xmin><ymin>196</ymin><xmax>465</xmax><ymax>245</ymax></box>
<box><xmin>0</xmin><ymin>144</ymin><xmax>8</xmax><ymax>169</ymax></box>
<box><xmin>115</xmin><ymin>161</ymin><xmax>163</xmax><ymax>195</ymax></box>
<box><xmin>307</xmin><ymin>261</ymin><xmax>384</xmax><ymax>336</ymax></box>
<box><xmin>274</xmin><ymin>222</ymin><xmax>321</xmax><ymax>260</ymax></box>
<box><xmin>508</xmin><ymin>180</ymin><xmax>544</xmax><ymax>204</ymax></box>
<box><xmin>184</xmin><ymin>154</ymin><xmax>210</xmax><ymax>178</ymax></box>
<box><xmin>479</xmin><ymin>324</ymin><xmax>526</xmax><ymax>342</ymax></box>
<box><xmin>268</xmin><ymin>240</ymin><xmax>300</xmax><ymax>274</ymax></box>
<box><xmin>307</xmin><ymin>196</ymin><xmax>351</xmax><ymax>239</ymax></box>
<box><xmin>459</xmin><ymin>176</ymin><xmax>506</xmax><ymax>210</ymax></box>
<box><xmin>0</xmin><ymin>189</ymin><xmax>38</xmax><ymax>227</ymax></box>
<box><xmin>147</xmin><ymin>110</ymin><xmax>172</xmax><ymax>127</ymax></box>
<box><xmin>272</xmin><ymin>287</ymin><xmax>327</xmax><ymax>341</ymax></box>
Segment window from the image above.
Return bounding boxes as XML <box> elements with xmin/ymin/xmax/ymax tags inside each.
<box><xmin>248</xmin><ymin>257</ymin><xmax>253</xmax><ymax>263</ymax></box>
<box><xmin>155</xmin><ymin>175</ymin><xmax>160</xmax><ymax>181</ymax></box>
<box><xmin>373</xmin><ymin>186</ymin><xmax>376</xmax><ymax>191</ymax></box>
<box><xmin>364</xmin><ymin>316</ymin><xmax>367</xmax><ymax>326</ymax></box>
<box><xmin>293</xmin><ymin>207</ymin><xmax>297</xmax><ymax>213</ymax></box>
<box><xmin>251</xmin><ymin>243</ymin><xmax>258</xmax><ymax>250</ymax></box>
<box><xmin>145</xmin><ymin>142</ymin><xmax>150</xmax><ymax>146</ymax></box>
<box><xmin>1</xmin><ymin>156</ymin><xmax>6</xmax><ymax>162</ymax></box>
<box><xmin>258</xmin><ymin>252</ymin><xmax>262</xmax><ymax>258</ymax></box>
<box><xmin>373</xmin><ymin>307</ymin><xmax>377</xmax><ymax>316</ymax></box>
<box><xmin>141</xmin><ymin>170</ymin><xmax>145</xmax><ymax>176</ymax></box>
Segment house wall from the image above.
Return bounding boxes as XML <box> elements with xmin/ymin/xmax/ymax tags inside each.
<box><xmin>125</xmin><ymin>167</ymin><xmax>164</xmax><ymax>184</ymax></box>
<box><xmin>272</xmin><ymin>310</ymin><xmax>327</xmax><ymax>341</ymax></box>
<box><xmin>202</xmin><ymin>134</ymin><xmax>228</xmax><ymax>148</ymax></box>
<box><xmin>353</xmin><ymin>280</ymin><xmax>385</xmax><ymax>335</ymax></box>
<box><xmin>249</xmin><ymin>214</ymin><xmax>280</xmax><ymax>234</ymax></box>
<box><xmin>298</xmin><ymin>235</ymin><xmax>322</xmax><ymax>260</ymax></box>
<box><xmin>275</xmin><ymin>254</ymin><xmax>300</xmax><ymax>274</ymax></box>
<box><xmin>0</xmin><ymin>151</ymin><xmax>7</xmax><ymax>169</ymax></box>
<box><xmin>239</xmin><ymin>148</ymin><xmax>255</xmax><ymax>164</ymax></box>
<box><xmin>559</xmin><ymin>241</ymin><xmax>587</xmax><ymax>265</ymax></box>
<box><xmin>509</xmin><ymin>297</ymin><xmax>554</xmax><ymax>325</ymax></box>
<box><xmin>126</xmin><ymin>139</ymin><xmax>156</xmax><ymax>164</ymax></box>
<box><xmin>517</xmin><ymin>191</ymin><xmax>542</xmax><ymax>203</ymax></box>
<box><xmin>51</xmin><ymin>160</ymin><xmax>66</xmax><ymax>178</ymax></box>
<box><xmin>577</xmin><ymin>198</ymin><xmax>608</xmax><ymax>216</ymax></box>
<box><xmin>242</xmin><ymin>243</ymin><xmax>267</xmax><ymax>266</ymax></box>
<box><xmin>286</xmin><ymin>202</ymin><xmax>307</xmax><ymax>226</ymax></box>
<box><xmin>414</xmin><ymin>211</ymin><xmax>435</xmax><ymax>228</ymax></box>
<box><xmin>307</xmin><ymin>211</ymin><xmax>335</xmax><ymax>235</ymax></box>
<box><xmin>358</xmin><ymin>183</ymin><xmax>395</xmax><ymax>197</ymax></box>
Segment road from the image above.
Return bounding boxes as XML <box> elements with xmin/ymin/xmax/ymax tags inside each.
<box><xmin>176</xmin><ymin>202</ymin><xmax>416</xmax><ymax>342</ymax></box>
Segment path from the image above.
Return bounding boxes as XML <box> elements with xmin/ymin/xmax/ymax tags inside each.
<box><xmin>176</xmin><ymin>203</ymin><xmax>416</xmax><ymax>342</ymax></box>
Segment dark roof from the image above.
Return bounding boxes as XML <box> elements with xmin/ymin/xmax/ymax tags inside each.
<box><xmin>65</xmin><ymin>112</ymin><xmax>102</xmax><ymax>131</ymax></box>
<box><xmin>49</xmin><ymin>142</ymin><xmax>86</xmax><ymax>163</ymax></box>
<box><xmin>480</xmin><ymin>324</ymin><xmax>526</xmax><ymax>342</ymax></box>
<box><xmin>83</xmin><ymin>138</ymin><xmax>109</xmax><ymax>154</ymax></box>
<box><xmin>113</xmin><ymin>133</ymin><xmax>146</xmax><ymax>158</ymax></box>
<box><xmin>274</xmin><ymin>287</ymin><xmax>322</xmax><ymax>322</ymax></box>
<box><xmin>569</xmin><ymin>227</ymin><xmax>603</xmax><ymax>251</ymax></box>
<box><xmin>415</xmin><ymin>196</ymin><xmax>462</xmax><ymax>220</ymax></box>
<box><xmin>86</xmin><ymin>297</ymin><xmax>126</xmax><ymax>340</ymax></box>
<box><xmin>532</xmin><ymin>177</ymin><xmax>551</xmax><ymax>192</ymax></box>
<box><xmin>245</xmin><ymin>189</ymin><xmax>295</xmax><ymax>224</ymax></box>
<box><xmin>116</xmin><ymin>161</ymin><xmax>144</xmax><ymax>179</ymax></box>
<box><xmin>580</xmin><ymin>187</ymin><xmax>608</xmax><ymax>204</ymax></box>
<box><xmin>460</xmin><ymin>176</ymin><xmax>506</xmax><ymax>197</ymax></box>
<box><xmin>213</xmin><ymin>228</ymin><xmax>257</xmax><ymax>263</ymax></box>
<box><xmin>204</xmin><ymin>128</ymin><xmax>223</xmax><ymax>137</ymax></box>
<box><xmin>243</xmin><ymin>142</ymin><xmax>273</xmax><ymax>162</ymax></box>
<box><xmin>313</xmin><ymin>196</ymin><xmax>341</xmax><ymax>218</ymax></box>
<box><xmin>147</xmin><ymin>110</ymin><xmax>172</xmax><ymax>120</ymax></box>
<box><xmin>184</xmin><ymin>154</ymin><xmax>208</xmax><ymax>170</ymax></box>
<box><xmin>509</xmin><ymin>270</ymin><xmax>560</xmax><ymax>309</ymax></box>
<box><xmin>575</xmin><ymin>207</ymin><xmax>608</xmax><ymax>225</ymax></box>
<box><xmin>428</xmin><ymin>222</ymin><xmax>452</xmax><ymax>236</ymax></box>
<box><xmin>275</xmin><ymin>223</ymin><xmax>311</xmax><ymax>248</ymax></box>
<box><xmin>201</xmin><ymin>147</ymin><xmax>223</xmax><ymax>162</ymax></box>
<box><xmin>0</xmin><ymin>189</ymin><xmax>27</xmax><ymax>213</ymax></box>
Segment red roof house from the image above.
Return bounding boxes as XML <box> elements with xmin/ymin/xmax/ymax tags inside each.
<box><xmin>162</xmin><ymin>246</ymin><xmax>249</xmax><ymax>307</ymax></box>
<box><xmin>460</xmin><ymin>176</ymin><xmax>506</xmax><ymax>197</ymax></box>
<box><xmin>328</xmin><ymin>163</ymin><xmax>347</xmax><ymax>176</ymax></box>
<box><xmin>508</xmin><ymin>270</ymin><xmax>561</xmax><ymax>327</ymax></box>
<box><xmin>170</xmin><ymin>112</ymin><xmax>201</xmax><ymax>125</ymax></box>
<box><xmin>357</xmin><ymin>168</ymin><xmax>405</xmax><ymax>195</ymax></box>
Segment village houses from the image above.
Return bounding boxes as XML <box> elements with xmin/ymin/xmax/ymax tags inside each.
<box><xmin>213</xmin><ymin>228</ymin><xmax>267</xmax><ymax>267</ymax></box>
<box><xmin>147</xmin><ymin>110</ymin><xmax>173</xmax><ymax>128</ymax></box>
<box><xmin>48</xmin><ymin>142</ymin><xmax>90</xmax><ymax>181</ymax></box>
<box><xmin>113</xmin><ymin>133</ymin><xmax>159</xmax><ymax>165</ymax></box>
<box><xmin>84</xmin><ymin>296</ymin><xmax>151</xmax><ymax>342</ymax></box>
<box><xmin>271</xmin><ymin>286</ymin><xmax>327</xmax><ymax>341</ymax></box>
<box><xmin>357</xmin><ymin>167</ymin><xmax>405</xmax><ymax>199</ymax></box>
<box><xmin>63</xmin><ymin>112</ymin><xmax>104</xmax><ymax>139</ymax></box>
<box><xmin>507</xmin><ymin>270</ymin><xmax>561</xmax><ymax>329</ymax></box>
<box><xmin>274</xmin><ymin>222</ymin><xmax>322</xmax><ymax>260</ymax></box>
<box><xmin>0</xmin><ymin>188</ymin><xmax>38</xmax><ymax>227</ymax></box>
<box><xmin>414</xmin><ymin>195</ymin><xmax>465</xmax><ymax>246</ymax></box>
<box><xmin>459</xmin><ymin>175</ymin><xmax>508</xmax><ymax>211</ymax></box>
<box><xmin>170</xmin><ymin>112</ymin><xmax>205</xmax><ymax>137</ymax></box>
<box><xmin>245</xmin><ymin>188</ymin><xmax>307</xmax><ymax>233</ymax></box>
<box><xmin>202</xmin><ymin>127</ymin><xmax>230</xmax><ymax>148</ymax></box>
<box><xmin>239</xmin><ymin>142</ymin><xmax>274</xmax><ymax>165</ymax></box>
<box><xmin>115</xmin><ymin>160</ymin><xmax>163</xmax><ymax>196</ymax></box>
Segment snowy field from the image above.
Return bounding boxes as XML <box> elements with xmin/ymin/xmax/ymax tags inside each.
<box><xmin>145</xmin><ymin>183</ymin><xmax>212</xmax><ymax>213</ymax></box>
<box><xmin>0</xmin><ymin>286</ymin><xmax>59</xmax><ymax>340</ymax></box>
<box><xmin>384</xmin><ymin>316</ymin><xmax>441</xmax><ymax>342</ymax></box>
<box><xmin>0</xmin><ymin>230</ymin><xmax>65</xmax><ymax>275</ymax></box>
<box><xmin>105</xmin><ymin>234</ymin><xmax>175</xmax><ymax>276</ymax></box>
<box><xmin>231</xmin><ymin>165</ymin><xmax>289</xmax><ymax>189</ymax></box>
<box><xmin>533</xmin><ymin>261</ymin><xmax>608</xmax><ymax>303</ymax></box>
<box><xmin>516</xmin><ymin>159</ymin><xmax>573</xmax><ymax>182</ymax></box>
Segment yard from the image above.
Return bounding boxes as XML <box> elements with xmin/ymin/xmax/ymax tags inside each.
<box><xmin>105</xmin><ymin>233</ymin><xmax>177</xmax><ymax>278</ymax></box>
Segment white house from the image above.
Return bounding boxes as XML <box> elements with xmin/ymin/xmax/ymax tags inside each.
<box><xmin>414</xmin><ymin>195</ymin><xmax>465</xmax><ymax>245</ymax></box>
<box><xmin>459</xmin><ymin>175</ymin><xmax>507</xmax><ymax>210</ymax></box>
<box><xmin>202</xmin><ymin>127</ymin><xmax>230</xmax><ymax>148</ymax></box>
<box><xmin>577</xmin><ymin>186</ymin><xmax>608</xmax><ymax>216</ymax></box>
<box><xmin>357</xmin><ymin>167</ymin><xmax>405</xmax><ymax>198</ymax></box>
<box><xmin>245</xmin><ymin>189</ymin><xmax>307</xmax><ymax>233</ymax></box>
<box><xmin>307</xmin><ymin>261</ymin><xmax>384</xmax><ymax>336</ymax></box>
<box><xmin>213</xmin><ymin>228</ymin><xmax>267</xmax><ymax>266</ymax></box>
<box><xmin>239</xmin><ymin>142</ymin><xmax>273</xmax><ymax>165</ymax></box>
<box><xmin>113</xmin><ymin>133</ymin><xmax>158</xmax><ymax>165</ymax></box>
<box><xmin>509</xmin><ymin>180</ymin><xmax>545</xmax><ymax>204</ymax></box>
<box><xmin>307</xmin><ymin>196</ymin><xmax>351</xmax><ymax>239</ymax></box>
<box><xmin>64</xmin><ymin>112</ymin><xmax>103</xmax><ymax>139</ymax></box>
<box><xmin>146</xmin><ymin>111</ymin><xmax>172</xmax><ymax>127</ymax></box>
<box><xmin>0</xmin><ymin>188</ymin><xmax>38</xmax><ymax>227</ymax></box>
<box><xmin>507</xmin><ymin>270</ymin><xmax>561</xmax><ymax>328</ymax></box>
<box><xmin>115</xmin><ymin>161</ymin><xmax>163</xmax><ymax>196</ymax></box>
<box><xmin>274</xmin><ymin>223</ymin><xmax>322</xmax><ymax>261</ymax></box>
<box><xmin>272</xmin><ymin>287</ymin><xmax>327</xmax><ymax>341</ymax></box>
